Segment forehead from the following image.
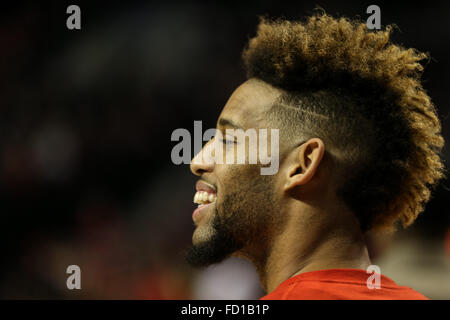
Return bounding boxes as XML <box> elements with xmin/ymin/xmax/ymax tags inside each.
<box><xmin>217</xmin><ymin>79</ymin><xmax>281</xmax><ymax>129</ymax></box>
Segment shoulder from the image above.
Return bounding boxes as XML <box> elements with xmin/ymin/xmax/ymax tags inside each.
<box><xmin>260</xmin><ymin>269</ymin><xmax>429</xmax><ymax>300</ymax></box>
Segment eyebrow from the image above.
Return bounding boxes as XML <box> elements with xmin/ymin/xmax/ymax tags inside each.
<box><xmin>218</xmin><ymin>118</ymin><xmax>242</xmax><ymax>129</ymax></box>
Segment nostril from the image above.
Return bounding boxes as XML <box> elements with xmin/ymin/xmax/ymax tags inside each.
<box><xmin>195</xmin><ymin>168</ymin><xmax>208</xmax><ymax>175</ymax></box>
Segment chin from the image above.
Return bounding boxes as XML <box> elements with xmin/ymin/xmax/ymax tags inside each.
<box><xmin>192</xmin><ymin>225</ymin><xmax>215</xmax><ymax>245</ymax></box>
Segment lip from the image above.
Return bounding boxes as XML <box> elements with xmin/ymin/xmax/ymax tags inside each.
<box><xmin>196</xmin><ymin>180</ymin><xmax>216</xmax><ymax>194</ymax></box>
<box><xmin>192</xmin><ymin>202</ymin><xmax>215</xmax><ymax>222</ymax></box>
<box><xmin>193</xmin><ymin>180</ymin><xmax>217</xmax><ymax>222</ymax></box>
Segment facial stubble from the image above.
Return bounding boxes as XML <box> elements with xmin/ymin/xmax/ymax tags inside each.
<box><xmin>186</xmin><ymin>175</ymin><xmax>276</xmax><ymax>268</ymax></box>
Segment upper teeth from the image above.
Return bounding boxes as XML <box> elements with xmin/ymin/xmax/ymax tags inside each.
<box><xmin>194</xmin><ymin>191</ymin><xmax>217</xmax><ymax>205</ymax></box>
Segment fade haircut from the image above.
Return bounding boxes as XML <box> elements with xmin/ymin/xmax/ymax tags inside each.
<box><xmin>242</xmin><ymin>13</ymin><xmax>445</xmax><ymax>232</ymax></box>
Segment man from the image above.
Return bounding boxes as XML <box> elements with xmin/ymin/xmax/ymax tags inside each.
<box><xmin>186</xmin><ymin>13</ymin><xmax>444</xmax><ymax>299</ymax></box>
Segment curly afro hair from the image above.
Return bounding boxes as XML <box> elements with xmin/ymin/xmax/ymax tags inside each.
<box><xmin>242</xmin><ymin>13</ymin><xmax>445</xmax><ymax>232</ymax></box>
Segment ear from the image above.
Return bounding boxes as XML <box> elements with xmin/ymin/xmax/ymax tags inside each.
<box><xmin>284</xmin><ymin>138</ymin><xmax>325</xmax><ymax>191</ymax></box>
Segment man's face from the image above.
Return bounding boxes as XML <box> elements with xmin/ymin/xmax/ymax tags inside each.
<box><xmin>186</xmin><ymin>79</ymin><xmax>285</xmax><ymax>267</ymax></box>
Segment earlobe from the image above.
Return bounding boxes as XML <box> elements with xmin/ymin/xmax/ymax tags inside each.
<box><xmin>284</xmin><ymin>138</ymin><xmax>325</xmax><ymax>191</ymax></box>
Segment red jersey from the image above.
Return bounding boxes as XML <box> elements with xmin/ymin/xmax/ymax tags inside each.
<box><xmin>260</xmin><ymin>269</ymin><xmax>428</xmax><ymax>300</ymax></box>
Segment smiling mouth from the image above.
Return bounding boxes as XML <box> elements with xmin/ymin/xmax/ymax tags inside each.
<box><xmin>193</xmin><ymin>191</ymin><xmax>217</xmax><ymax>207</ymax></box>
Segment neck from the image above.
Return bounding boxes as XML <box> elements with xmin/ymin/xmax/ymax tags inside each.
<box><xmin>253</xmin><ymin>203</ymin><xmax>371</xmax><ymax>293</ymax></box>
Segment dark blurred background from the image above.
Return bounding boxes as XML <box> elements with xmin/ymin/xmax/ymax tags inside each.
<box><xmin>0</xmin><ymin>0</ymin><xmax>449</xmax><ymax>299</ymax></box>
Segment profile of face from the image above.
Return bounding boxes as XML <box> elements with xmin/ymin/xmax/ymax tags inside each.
<box><xmin>186</xmin><ymin>79</ymin><xmax>284</xmax><ymax>267</ymax></box>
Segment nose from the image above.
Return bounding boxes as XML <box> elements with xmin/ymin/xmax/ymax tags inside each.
<box><xmin>190</xmin><ymin>139</ymin><xmax>215</xmax><ymax>176</ymax></box>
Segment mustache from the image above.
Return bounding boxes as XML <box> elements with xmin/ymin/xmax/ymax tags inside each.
<box><xmin>199</xmin><ymin>178</ymin><xmax>217</xmax><ymax>189</ymax></box>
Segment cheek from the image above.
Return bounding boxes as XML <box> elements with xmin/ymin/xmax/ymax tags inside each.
<box><xmin>217</xmin><ymin>164</ymin><xmax>267</xmax><ymax>202</ymax></box>
<box><xmin>215</xmin><ymin>168</ymin><xmax>238</xmax><ymax>202</ymax></box>
<box><xmin>216</xmin><ymin>163</ymin><xmax>262</xmax><ymax>183</ymax></box>
<box><xmin>215</xmin><ymin>165</ymin><xmax>264</xmax><ymax>210</ymax></box>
